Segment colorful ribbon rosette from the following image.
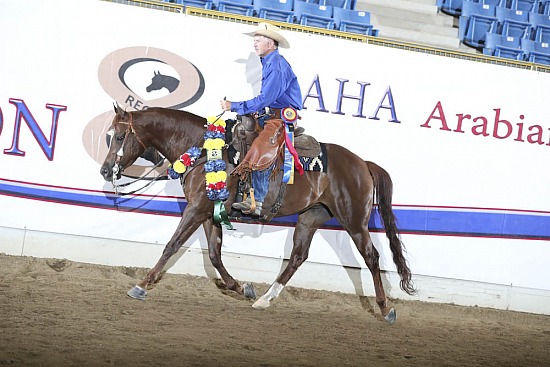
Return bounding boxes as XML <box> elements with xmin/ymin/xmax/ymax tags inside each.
<box><xmin>167</xmin><ymin>146</ymin><xmax>202</xmax><ymax>179</ymax></box>
<box><xmin>166</xmin><ymin>115</ymin><xmax>232</xmax><ymax>229</ymax></box>
<box><xmin>203</xmin><ymin>116</ymin><xmax>229</xmax><ymax>201</ymax></box>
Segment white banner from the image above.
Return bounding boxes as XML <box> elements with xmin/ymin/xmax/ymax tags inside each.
<box><xmin>1</xmin><ymin>0</ymin><xmax>549</xmax><ymax>311</ymax></box>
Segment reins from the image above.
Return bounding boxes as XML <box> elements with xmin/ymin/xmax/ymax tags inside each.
<box><xmin>112</xmin><ymin>158</ymin><xmax>167</xmax><ymax>196</ymax></box>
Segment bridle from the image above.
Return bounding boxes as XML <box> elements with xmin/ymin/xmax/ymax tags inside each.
<box><xmin>108</xmin><ymin>112</ymin><xmax>144</xmax><ymax>177</ymax></box>
<box><xmin>107</xmin><ymin>111</ymin><xmax>165</xmax><ymax>195</ymax></box>
<box><xmin>113</xmin><ymin>112</ymin><xmax>147</xmax><ymax>155</ymax></box>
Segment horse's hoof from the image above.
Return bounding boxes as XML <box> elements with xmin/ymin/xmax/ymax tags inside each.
<box><xmin>252</xmin><ymin>297</ymin><xmax>270</xmax><ymax>309</ymax></box>
<box><xmin>127</xmin><ymin>285</ymin><xmax>147</xmax><ymax>300</ymax></box>
<box><xmin>384</xmin><ymin>308</ymin><xmax>396</xmax><ymax>325</ymax></box>
<box><xmin>243</xmin><ymin>282</ymin><xmax>256</xmax><ymax>300</ymax></box>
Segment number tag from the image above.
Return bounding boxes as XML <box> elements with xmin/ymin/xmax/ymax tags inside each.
<box><xmin>207</xmin><ymin>149</ymin><xmax>222</xmax><ymax>161</ymax></box>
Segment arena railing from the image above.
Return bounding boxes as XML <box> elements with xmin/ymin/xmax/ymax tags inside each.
<box><xmin>101</xmin><ymin>0</ymin><xmax>550</xmax><ymax>73</ymax></box>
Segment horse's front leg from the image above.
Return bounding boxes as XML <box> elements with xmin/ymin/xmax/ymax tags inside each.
<box><xmin>127</xmin><ymin>207</ymin><xmax>206</xmax><ymax>300</ymax></box>
<box><xmin>202</xmin><ymin>218</ymin><xmax>256</xmax><ymax>300</ymax></box>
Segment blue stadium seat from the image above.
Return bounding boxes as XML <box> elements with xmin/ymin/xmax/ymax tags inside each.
<box><xmin>170</xmin><ymin>0</ymin><xmax>214</xmax><ymax>8</ymax></box>
<box><xmin>496</xmin><ymin>5</ymin><xmax>529</xmax><ymax>23</ymax></box>
<box><xmin>529</xmin><ymin>11</ymin><xmax>550</xmax><ymax>27</ymax></box>
<box><xmin>293</xmin><ymin>1</ymin><xmax>335</xmax><ymax>29</ymax></box>
<box><xmin>496</xmin><ymin>5</ymin><xmax>531</xmax><ymax>37</ymax></box>
<box><xmin>213</xmin><ymin>0</ymin><xmax>254</xmax><ymax>16</ymax></box>
<box><xmin>483</xmin><ymin>32</ymin><xmax>524</xmax><ymax>59</ymax></box>
<box><xmin>437</xmin><ymin>0</ymin><xmax>464</xmax><ymax>17</ymax></box>
<box><xmin>333</xmin><ymin>7</ymin><xmax>378</xmax><ymax>36</ymax></box>
<box><xmin>514</xmin><ymin>0</ymin><xmax>539</xmax><ymax>12</ymax></box>
<box><xmin>500</xmin><ymin>19</ymin><xmax>532</xmax><ymax>37</ymax></box>
<box><xmin>459</xmin><ymin>1</ymin><xmax>499</xmax><ymax>48</ymax></box>
<box><xmin>534</xmin><ymin>24</ymin><xmax>550</xmax><ymax>41</ymax></box>
<box><xmin>303</xmin><ymin>0</ymin><xmax>356</xmax><ymax>9</ymax></box>
<box><xmin>522</xmin><ymin>38</ymin><xmax>550</xmax><ymax>63</ymax></box>
<box><xmin>253</xmin><ymin>0</ymin><xmax>295</xmax><ymax>23</ymax></box>
<box><xmin>322</xmin><ymin>0</ymin><xmax>352</xmax><ymax>9</ymax></box>
<box><xmin>461</xmin><ymin>2</ymin><xmax>498</xmax><ymax>21</ymax></box>
<box><xmin>481</xmin><ymin>0</ymin><xmax>506</xmax><ymax>7</ymax></box>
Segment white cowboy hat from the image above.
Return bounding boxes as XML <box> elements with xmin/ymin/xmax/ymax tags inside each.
<box><xmin>245</xmin><ymin>22</ymin><xmax>290</xmax><ymax>49</ymax></box>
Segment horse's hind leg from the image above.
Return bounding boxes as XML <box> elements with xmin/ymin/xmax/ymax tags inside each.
<box><xmin>252</xmin><ymin>205</ymin><xmax>332</xmax><ymax>309</ymax></box>
<box><xmin>349</xmin><ymin>228</ymin><xmax>396</xmax><ymax>324</ymax></box>
<box><xmin>203</xmin><ymin>218</ymin><xmax>256</xmax><ymax>300</ymax></box>
<box><xmin>127</xmin><ymin>207</ymin><xmax>206</xmax><ymax>300</ymax></box>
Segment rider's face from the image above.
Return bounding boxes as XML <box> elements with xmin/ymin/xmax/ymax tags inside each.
<box><xmin>253</xmin><ymin>36</ymin><xmax>275</xmax><ymax>57</ymax></box>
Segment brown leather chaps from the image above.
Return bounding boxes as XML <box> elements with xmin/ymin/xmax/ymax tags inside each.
<box><xmin>231</xmin><ymin>117</ymin><xmax>285</xmax><ymax>180</ymax></box>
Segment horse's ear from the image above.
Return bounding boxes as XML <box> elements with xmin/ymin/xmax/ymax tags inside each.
<box><xmin>154</xmin><ymin>70</ymin><xmax>158</xmax><ymax>76</ymax></box>
<box><xmin>113</xmin><ymin>102</ymin><xmax>124</xmax><ymax>116</ymax></box>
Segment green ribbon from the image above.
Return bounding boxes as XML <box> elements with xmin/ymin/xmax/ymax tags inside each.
<box><xmin>213</xmin><ymin>200</ymin><xmax>234</xmax><ymax>230</ymax></box>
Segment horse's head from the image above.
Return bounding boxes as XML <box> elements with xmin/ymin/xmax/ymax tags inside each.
<box><xmin>146</xmin><ymin>71</ymin><xmax>180</xmax><ymax>93</ymax></box>
<box><xmin>99</xmin><ymin>104</ymin><xmax>148</xmax><ymax>182</ymax></box>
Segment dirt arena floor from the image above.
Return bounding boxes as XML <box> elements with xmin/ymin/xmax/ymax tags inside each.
<box><xmin>0</xmin><ymin>254</ymin><xmax>548</xmax><ymax>367</ymax></box>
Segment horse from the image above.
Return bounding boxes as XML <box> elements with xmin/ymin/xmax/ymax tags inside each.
<box><xmin>99</xmin><ymin>105</ymin><xmax>416</xmax><ymax>324</ymax></box>
<box><xmin>146</xmin><ymin>71</ymin><xmax>180</xmax><ymax>93</ymax></box>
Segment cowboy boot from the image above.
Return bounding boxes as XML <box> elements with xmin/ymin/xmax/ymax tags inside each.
<box><xmin>231</xmin><ymin>197</ymin><xmax>252</xmax><ymax>211</ymax></box>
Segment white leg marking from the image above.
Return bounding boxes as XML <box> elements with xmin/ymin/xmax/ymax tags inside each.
<box><xmin>252</xmin><ymin>282</ymin><xmax>284</xmax><ymax>309</ymax></box>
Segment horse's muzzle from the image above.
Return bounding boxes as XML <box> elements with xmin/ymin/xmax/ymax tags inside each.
<box><xmin>99</xmin><ymin>165</ymin><xmax>112</xmax><ymax>182</ymax></box>
<box><xmin>100</xmin><ymin>163</ymin><xmax>122</xmax><ymax>182</ymax></box>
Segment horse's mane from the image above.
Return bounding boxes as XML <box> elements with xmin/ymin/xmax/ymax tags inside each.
<box><xmin>139</xmin><ymin>107</ymin><xmax>207</xmax><ymax>133</ymax></box>
<box><xmin>141</xmin><ymin>107</ymin><xmax>205</xmax><ymax>121</ymax></box>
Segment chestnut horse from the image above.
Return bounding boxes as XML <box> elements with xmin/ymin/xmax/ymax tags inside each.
<box><xmin>99</xmin><ymin>106</ymin><xmax>415</xmax><ymax>324</ymax></box>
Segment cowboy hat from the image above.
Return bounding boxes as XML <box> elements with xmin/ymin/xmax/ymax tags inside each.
<box><xmin>245</xmin><ymin>22</ymin><xmax>290</xmax><ymax>49</ymax></box>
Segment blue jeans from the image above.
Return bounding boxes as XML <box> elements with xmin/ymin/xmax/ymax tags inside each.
<box><xmin>252</xmin><ymin>165</ymin><xmax>272</xmax><ymax>203</ymax></box>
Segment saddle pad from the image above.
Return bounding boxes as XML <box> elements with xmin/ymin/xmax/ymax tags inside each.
<box><xmin>298</xmin><ymin>142</ymin><xmax>327</xmax><ymax>173</ymax></box>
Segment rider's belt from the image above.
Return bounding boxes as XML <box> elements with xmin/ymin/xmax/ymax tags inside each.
<box><xmin>257</xmin><ymin>107</ymin><xmax>282</xmax><ymax>128</ymax></box>
<box><xmin>265</xmin><ymin>107</ymin><xmax>282</xmax><ymax>117</ymax></box>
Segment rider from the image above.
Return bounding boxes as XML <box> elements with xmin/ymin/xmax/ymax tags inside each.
<box><xmin>220</xmin><ymin>22</ymin><xmax>302</xmax><ymax>216</ymax></box>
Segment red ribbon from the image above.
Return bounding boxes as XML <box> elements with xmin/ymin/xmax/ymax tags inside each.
<box><xmin>284</xmin><ymin>129</ymin><xmax>304</xmax><ymax>176</ymax></box>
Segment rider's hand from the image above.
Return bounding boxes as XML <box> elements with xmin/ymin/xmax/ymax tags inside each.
<box><xmin>220</xmin><ymin>99</ymin><xmax>231</xmax><ymax>111</ymax></box>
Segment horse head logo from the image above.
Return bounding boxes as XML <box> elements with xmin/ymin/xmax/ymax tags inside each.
<box><xmin>86</xmin><ymin>46</ymin><xmax>206</xmax><ymax>179</ymax></box>
<box><xmin>146</xmin><ymin>71</ymin><xmax>180</xmax><ymax>93</ymax></box>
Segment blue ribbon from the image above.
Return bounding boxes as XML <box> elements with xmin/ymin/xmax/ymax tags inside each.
<box><xmin>282</xmin><ymin>124</ymin><xmax>294</xmax><ymax>184</ymax></box>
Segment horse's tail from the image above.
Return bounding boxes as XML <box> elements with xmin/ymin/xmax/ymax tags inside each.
<box><xmin>366</xmin><ymin>161</ymin><xmax>416</xmax><ymax>296</ymax></box>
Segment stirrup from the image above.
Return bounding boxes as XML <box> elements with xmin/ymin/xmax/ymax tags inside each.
<box><xmin>231</xmin><ymin>189</ymin><xmax>257</xmax><ymax>212</ymax></box>
<box><xmin>242</xmin><ymin>202</ymin><xmax>262</xmax><ymax>216</ymax></box>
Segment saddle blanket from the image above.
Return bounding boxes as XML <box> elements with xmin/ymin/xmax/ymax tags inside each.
<box><xmin>297</xmin><ymin>142</ymin><xmax>327</xmax><ymax>173</ymax></box>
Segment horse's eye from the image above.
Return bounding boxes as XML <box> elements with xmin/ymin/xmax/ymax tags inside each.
<box><xmin>116</xmin><ymin>135</ymin><xmax>125</xmax><ymax>142</ymax></box>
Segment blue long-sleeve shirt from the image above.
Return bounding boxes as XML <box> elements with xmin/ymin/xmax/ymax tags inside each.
<box><xmin>231</xmin><ymin>49</ymin><xmax>302</xmax><ymax>115</ymax></box>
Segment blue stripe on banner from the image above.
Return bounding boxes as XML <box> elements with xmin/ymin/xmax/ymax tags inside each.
<box><xmin>1</xmin><ymin>179</ymin><xmax>549</xmax><ymax>240</ymax></box>
<box><xmin>0</xmin><ymin>179</ymin><xmax>186</xmax><ymax>216</ymax></box>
